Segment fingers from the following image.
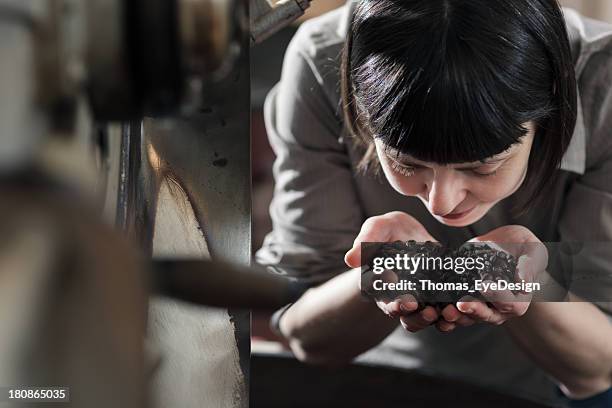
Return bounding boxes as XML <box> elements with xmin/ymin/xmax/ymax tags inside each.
<box><xmin>441</xmin><ymin>304</ymin><xmax>462</xmax><ymax>322</ymax></box>
<box><xmin>344</xmin><ymin>243</ymin><xmax>373</xmax><ymax>269</ymax></box>
<box><xmin>345</xmin><ymin>212</ymin><xmax>436</xmax><ymax>268</ymax></box>
<box><xmin>520</xmin><ymin>241</ymin><xmax>548</xmax><ymax>273</ymax></box>
<box><xmin>516</xmin><ymin>254</ymin><xmax>532</xmax><ymax>282</ymax></box>
<box><xmin>399</xmin><ymin>306</ymin><xmax>439</xmax><ymax>332</ymax></box>
<box><xmin>420</xmin><ymin>305</ymin><xmax>439</xmax><ymax>323</ymax></box>
<box><xmin>377</xmin><ymin>295</ymin><xmax>441</xmax><ymax>333</ymax></box>
<box><xmin>377</xmin><ymin>300</ymin><xmax>396</xmax><ymax>317</ymax></box>
<box><xmin>519</xmin><ymin>255</ymin><xmax>550</xmax><ymax>288</ymax></box>
<box><xmin>345</xmin><ymin>217</ymin><xmax>394</xmax><ymax>268</ymax></box>
<box><xmin>441</xmin><ymin>304</ymin><xmax>475</xmax><ymax>327</ymax></box>
<box><xmin>516</xmin><ymin>249</ymin><xmax>547</xmax><ymax>286</ymax></box>
<box><xmin>437</xmin><ymin>305</ymin><xmax>474</xmax><ymax>333</ymax></box>
<box><xmin>455</xmin><ymin>314</ymin><xmax>476</xmax><ymax>327</ymax></box>
<box><xmin>457</xmin><ymin>299</ymin><xmax>506</xmax><ymax>325</ymax></box>
<box><xmin>382</xmin><ymin>294</ymin><xmax>419</xmax><ymax>318</ymax></box>
<box><xmin>435</xmin><ymin>320</ymin><xmax>456</xmax><ymax>332</ymax></box>
<box><xmin>480</xmin><ymin>284</ymin><xmax>531</xmax><ymax>316</ymax></box>
<box><xmin>391</xmin><ymin>303</ymin><xmax>475</xmax><ymax>333</ymax></box>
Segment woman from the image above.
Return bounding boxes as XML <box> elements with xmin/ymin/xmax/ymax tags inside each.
<box><xmin>256</xmin><ymin>0</ymin><xmax>612</xmax><ymax>405</ymax></box>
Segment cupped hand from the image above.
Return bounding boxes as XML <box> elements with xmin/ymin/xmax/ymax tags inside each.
<box><xmin>345</xmin><ymin>211</ymin><xmax>442</xmax><ymax>333</ymax></box>
<box><xmin>453</xmin><ymin>225</ymin><xmax>548</xmax><ymax>327</ymax></box>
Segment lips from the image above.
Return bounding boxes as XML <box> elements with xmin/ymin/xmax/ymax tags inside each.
<box><xmin>440</xmin><ymin>205</ymin><xmax>475</xmax><ymax>220</ymax></box>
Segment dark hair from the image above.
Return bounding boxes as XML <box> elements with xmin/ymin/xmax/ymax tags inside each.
<box><xmin>341</xmin><ymin>0</ymin><xmax>577</xmax><ymax>212</ymax></box>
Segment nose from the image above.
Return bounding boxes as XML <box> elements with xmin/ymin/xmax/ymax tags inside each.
<box><xmin>424</xmin><ymin>169</ymin><xmax>466</xmax><ymax>217</ymax></box>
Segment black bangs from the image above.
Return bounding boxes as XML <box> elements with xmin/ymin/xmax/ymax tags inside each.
<box><xmin>350</xmin><ymin>0</ymin><xmax>557</xmax><ymax>164</ymax></box>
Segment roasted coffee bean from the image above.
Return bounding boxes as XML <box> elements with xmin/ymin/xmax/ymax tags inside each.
<box><xmin>368</xmin><ymin>241</ymin><xmax>518</xmax><ymax>310</ymax></box>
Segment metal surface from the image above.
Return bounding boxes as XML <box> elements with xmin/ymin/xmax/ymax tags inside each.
<box><xmin>2</xmin><ymin>0</ymin><xmax>245</xmax><ymax>123</ymax></box>
<box><xmin>2</xmin><ymin>0</ymin><xmax>253</xmax><ymax>406</ymax></box>
<box><xmin>0</xmin><ymin>1</ymin><xmax>46</xmax><ymax>172</ymax></box>
<box><xmin>87</xmin><ymin>0</ymin><xmax>244</xmax><ymax>120</ymax></box>
<box><xmin>112</xmin><ymin>2</ymin><xmax>251</xmax><ymax>405</ymax></box>
<box><xmin>142</xmin><ymin>117</ymin><xmax>251</xmax><ymax>261</ymax></box>
<box><xmin>115</xmin><ymin>122</ymin><xmax>149</xmax><ymax>233</ymax></box>
<box><xmin>250</xmin><ymin>0</ymin><xmax>311</xmax><ymax>45</ymax></box>
<box><xmin>35</xmin><ymin>0</ymin><xmax>87</xmax><ymax>131</ymax></box>
<box><xmin>178</xmin><ymin>0</ymin><xmax>242</xmax><ymax>79</ymax></box>
<box><xmin>86</xmin><ymin>0</ymin><xmax>139</xmax><ymax>119</ymax></box>
<box><xmin>116</xmin><ymin>123</ymin><xmax>132</xmax><ymax>228</ymax></box>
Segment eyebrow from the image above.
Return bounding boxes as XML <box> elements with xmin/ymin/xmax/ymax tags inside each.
<box><xmin>384</xmin><ymin>148</ymin><xmax>511</xmax><ymax>168</ymax></box>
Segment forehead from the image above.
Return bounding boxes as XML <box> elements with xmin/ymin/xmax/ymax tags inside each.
<box><xmin>377</xmin><ymin>139</ymin><xmax>515</xmax><ymax>166</ymax></box>
<box><xmin>375</xmin><ymin>122</ymin><xmax>534</xmax><ymax>166</ymax></box>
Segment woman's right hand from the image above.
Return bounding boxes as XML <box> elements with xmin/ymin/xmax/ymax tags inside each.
<box><xmin>344</xmin><ymin>211</ymin><xmax>443</xmax><ymax>333</ymax></box>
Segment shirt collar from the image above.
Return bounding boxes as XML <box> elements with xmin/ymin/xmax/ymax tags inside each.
<box><xmin>561</xmin><ymin>10</ymin><xmax>587</xmax><ymax>175</ymax></box>
<box><xmin>560</xmin><ymin>90</ymin><xmax>586</xmax><ymax>175</ymax></box>
<box><xmin>338</xmin><ymin>1</ymin><xmax>586</xmax><ymax>175</ymax></box>
<box><xmin>336</xmin><ymin>0</ymin><xmax>355</xmax><ymax>39</ymax></box>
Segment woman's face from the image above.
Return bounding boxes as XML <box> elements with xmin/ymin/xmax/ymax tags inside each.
<box><xmin>375</xmin><ymin>122</ymin><xmax>535</xmax><ymax>227</ymax></box>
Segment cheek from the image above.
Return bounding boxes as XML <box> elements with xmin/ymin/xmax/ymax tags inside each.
<box><xmin>467</xmin><ymin>168</ymin><xmax>527</xmax><ymax>203</ymax></box>
<box><xmin>466</xmin><ymin>180</ymin><xmax>509</xmax><ymax>202</ymax></box>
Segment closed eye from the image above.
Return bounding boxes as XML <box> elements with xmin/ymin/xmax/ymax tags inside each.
<box><xmin>465</xmin><ymin>163</ymin><xmax>502</xmax><ymax>177</ymax></box>
<box><xmin>389</xmin><ymin>158</ymin><xmax>417</xmax><ymax>177</ymax></box>
<box><xmin>471</xmin><ymin>169</ymin><xmax>498</xmax><ymax>177</ymax></box>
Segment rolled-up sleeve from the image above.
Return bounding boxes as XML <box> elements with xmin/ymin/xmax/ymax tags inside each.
<box><xmin>255</xmin><ymin>27</ymin><xmax>364</xmax><ymax>285</ymax></box>
<box><xmin>558</xmin><ymin>50</ymin><xmax>612</xmax><ymax>315</ymax></box>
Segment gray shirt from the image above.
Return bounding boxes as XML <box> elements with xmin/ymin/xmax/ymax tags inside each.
<box><xmin>256</xmin><ymin>2</ymin><xmax>612</xmax><ymax>405</ymax></box>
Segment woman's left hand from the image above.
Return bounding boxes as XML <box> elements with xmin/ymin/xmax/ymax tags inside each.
<box><xmin>435</xmin><ymin>225</ymin><xmax>549</xmax><ymax>332</ymax></box>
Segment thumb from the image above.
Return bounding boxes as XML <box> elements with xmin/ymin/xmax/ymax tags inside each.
<box><xmin>517</xmin><ymin>255</ymin><xmax>532</xmax><ymax>282</ymax></box>
<box><xmin>344</xmin><ymin>247</ymin><xmax>361</xmax><ymax>269</ymax></box>
<box><xmin>345</xmin><ymin>241</ymin><xmax>384</xmax><ymax>269</ymax></box>
<box><xmin>345</xmin><ymin>221</ymin><xmax>392</xmax><ymax>268</ymax></box>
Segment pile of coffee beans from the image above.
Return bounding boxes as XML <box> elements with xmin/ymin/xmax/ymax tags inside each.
<box><xmin>367</xmin><ymin>240</ymin><xmax>518</xmax><ymax>309</ymax></box>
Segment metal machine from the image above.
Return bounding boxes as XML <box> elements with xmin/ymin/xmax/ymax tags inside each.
<box><xmin>0</xmin><ymin>0</ymin><xmax>311</xmax><ymax>407</ymax></box>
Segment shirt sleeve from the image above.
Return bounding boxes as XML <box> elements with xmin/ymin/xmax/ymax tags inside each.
<box><xmin>254</xmin><ymin>27</ymin><xmax>365</xmax><ymax>285</ymax></box>
<box><xmin>558</xmin><ymin>49</ymin><xmax>612</xmax><ymax>316</ymax></box>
